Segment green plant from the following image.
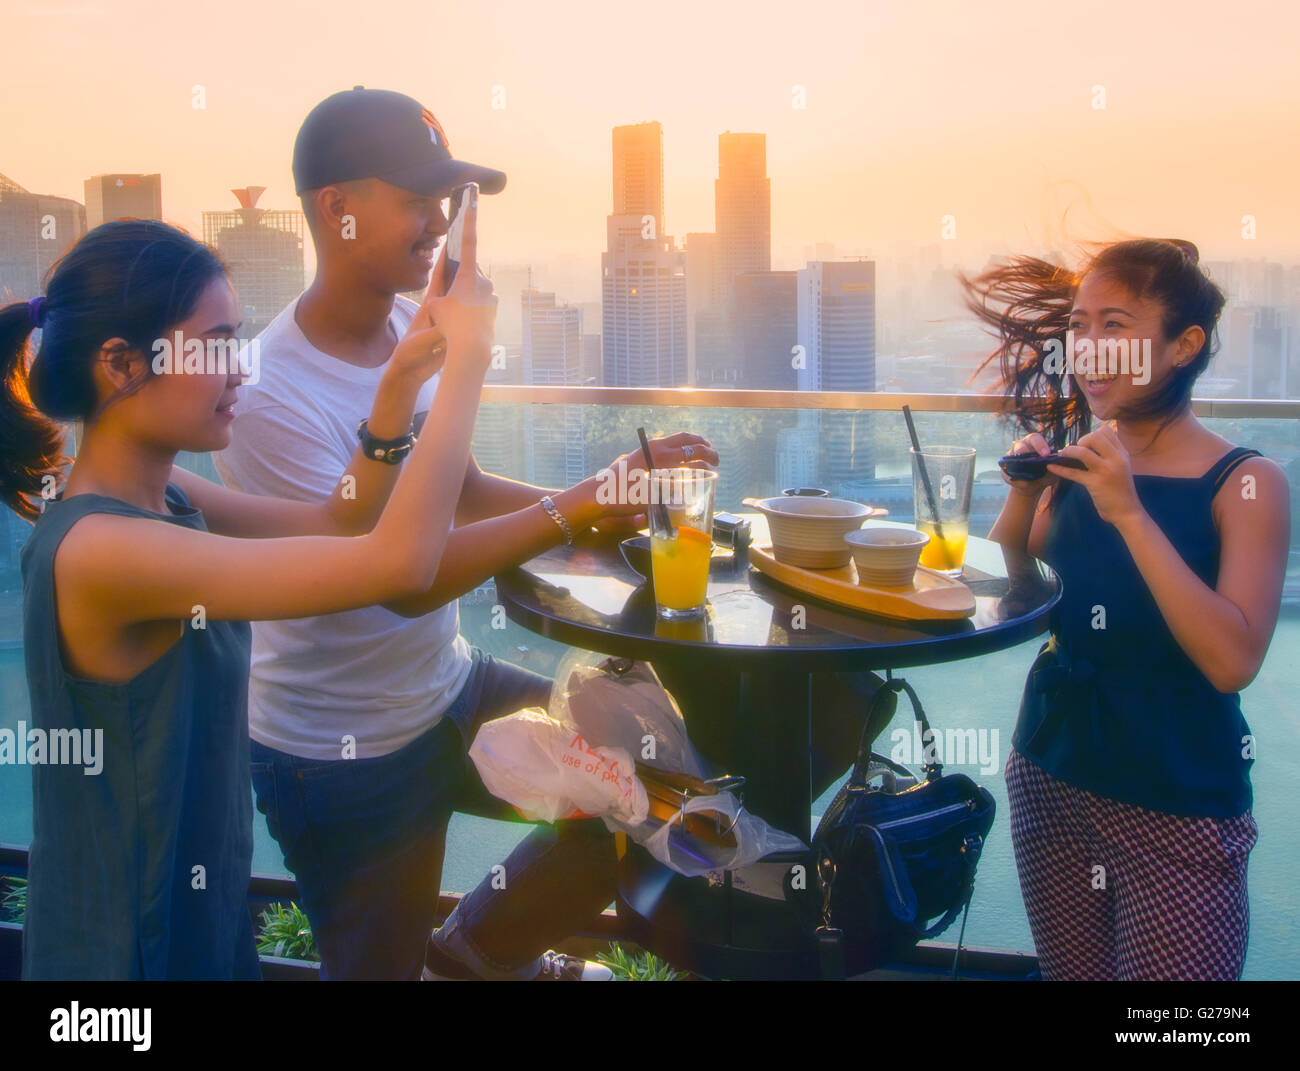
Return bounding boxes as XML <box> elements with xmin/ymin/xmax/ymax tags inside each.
<box><xmin>1</xmin><ymin>877</ymin><xmax>25</xmax><ymax>924</ymax></box>
<box><xmin>596</xmin><ymin>941</ymin><xmax>685</xmax><ymax>981</ymax></box>
<box><xmin>256</xmin><ymin>901</ymin><xmax>319</xmax><ymax>962</ymax></box>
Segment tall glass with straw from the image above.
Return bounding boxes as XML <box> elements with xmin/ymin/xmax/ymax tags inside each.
<box><xmin>903</xmin><ymin>406</ymin><xmax>976</xmax><ymax>579</ymax></box>
<box><xmin>637</xmin><ymin>428</ymin><xmax>717</xmax><ymax>619</ymax></box>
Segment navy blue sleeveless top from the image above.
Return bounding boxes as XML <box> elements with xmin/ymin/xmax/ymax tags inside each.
<box><xmin>1011</xmin><ymin>446</ymin><xmax>1261</xmax><ymax>819</ymax></box>
<box><xmin>19</xmin><ymin>483</ymin><xmax>260</xmax><ymax>979</ymax></box>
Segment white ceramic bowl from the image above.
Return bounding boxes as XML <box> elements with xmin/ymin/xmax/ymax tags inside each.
<box><xmin>743</xmin><ymin>496</ymin><xmax>878</xmax><ymax>569</ymax></box>
<box><xmin>845</xmin><ymin>527</ymin><xmax>930</xmax><ymax>588</ymax></box>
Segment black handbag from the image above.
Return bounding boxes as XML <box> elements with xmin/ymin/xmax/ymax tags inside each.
<box><xmin>790</xmin><ymin>676</ymin><xmax>996</xmax><ymax>979</ymax></box>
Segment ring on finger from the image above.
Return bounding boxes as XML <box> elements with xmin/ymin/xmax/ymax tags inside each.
<box><xmin>682</xmin><ymin>444</ymin><xmax>695</xmax><ymax>461</ymax></box>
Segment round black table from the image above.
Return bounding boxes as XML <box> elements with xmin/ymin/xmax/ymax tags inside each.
<box><xmin>493</xmin><ymin>517</ymin><xmax>1060</xmax><ymax>978</ymax></box>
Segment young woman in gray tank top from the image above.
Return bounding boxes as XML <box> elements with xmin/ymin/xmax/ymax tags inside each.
<box><xmin>0</xmin><ymin>211</ymin><xmax>498</xmax><ymax>979</ymax></box>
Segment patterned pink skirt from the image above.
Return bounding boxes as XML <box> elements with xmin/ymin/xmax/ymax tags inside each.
<box><xmin>1005</xmin><ymin>748</ymin><xmax>1257</xmax><ymax>980</ymax></box>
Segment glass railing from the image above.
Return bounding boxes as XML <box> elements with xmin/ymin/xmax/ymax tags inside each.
<box><xmin>2</xmin><ymin>391</ymin><xmax>1296</xmax><ymax>978</ymax></box>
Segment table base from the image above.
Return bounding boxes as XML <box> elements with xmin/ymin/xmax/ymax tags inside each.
<box><xmin>615</xmin><ymin>847</ymin><xmax>892</xmax><ymax>980</ymax></box>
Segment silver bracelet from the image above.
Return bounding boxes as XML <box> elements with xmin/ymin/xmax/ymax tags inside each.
<box><xmin>539</xmin><ymin>495</ymin><xmax>574</xmax><ymax>546</ymax></box>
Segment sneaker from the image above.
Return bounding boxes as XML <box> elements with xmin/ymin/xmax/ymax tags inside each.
<box><xmin>535</xmin><ymin>950</ymin><xmax>614</xmax><ymax>981</ymax></box>
<box><xmin>421</xmin><ymin>937</ymin><xmax>481</xmax><ymax>981</ymax></box>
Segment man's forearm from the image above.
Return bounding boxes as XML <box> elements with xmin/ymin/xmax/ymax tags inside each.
<box><xmin>458</xmin><ymin>467</ymin><xmax>563</xmax><ymax>526</ymax></box>
<box><xmin>383</xmin><ymin>480</ymin><xmax>599</xmax><ymax>616</ymax></box>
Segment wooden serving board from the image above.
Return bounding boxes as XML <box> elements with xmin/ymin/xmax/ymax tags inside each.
<box><xmin>747</xmin><ymin>543</ymin><xmax>976</xmax><ymax>621</ymax></box>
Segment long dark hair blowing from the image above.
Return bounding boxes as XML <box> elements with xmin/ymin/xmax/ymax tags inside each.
<box><xmin>961</xmin><ymin>238</ymin><xmax>1227</xmax><ymax>450</ymax></box>
<box><xmin>0</xmin><ymin>219</ymin><xmax>226</xmax><ymax>520</ymax></box>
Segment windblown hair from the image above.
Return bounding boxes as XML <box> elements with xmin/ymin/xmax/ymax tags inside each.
<box><xmin>960</xmin><ymin>239</ymin><xmax>1227</xmax><ymax>450</ymax></box>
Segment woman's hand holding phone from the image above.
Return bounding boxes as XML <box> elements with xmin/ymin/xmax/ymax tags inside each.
<box><xmin>393</xmin><ymin>185</ymin><xmax>496</xmax><ymax>380</ymax></box>
<box><xmin>425</xmin><ymin>186</ymin><xmax>496</xmax><ymax>370</ymax></box>
<box><xmin>1002</xmin><ymin>432</ymin><xmax>1057</xmax><ymax>498</ymax></box>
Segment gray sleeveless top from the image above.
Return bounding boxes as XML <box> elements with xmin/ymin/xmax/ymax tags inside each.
<box><xmin>19</xmin><ymin>483</ymin><xmax>259</xmax><ymax>979</ymax></box>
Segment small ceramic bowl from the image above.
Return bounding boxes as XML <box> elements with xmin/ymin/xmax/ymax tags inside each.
<box><xmin>845</xmin><ymin>527</ymin><xmax>930</xmax><ymax>588</ymax></box>
<box><xmin>743</xmin><ymin>496</ymin><xmax>880</xmax><ymax>569</ymax></box>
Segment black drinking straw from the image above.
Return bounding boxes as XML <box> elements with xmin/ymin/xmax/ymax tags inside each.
<box><xmin>901</xmin><ymin>405</ymin><xmax>953</xmax><ymax>570</ymax></box>
<box><xmin>636</xmin><ymin>427</ymin><xmax>673</xmax><ymax>536</ymax></box>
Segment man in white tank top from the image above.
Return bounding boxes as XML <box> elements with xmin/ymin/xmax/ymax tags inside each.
<box><xmin>218</xmin><ymin>87</ymin><xmax>716</xmax><ymax>980</ymax></box>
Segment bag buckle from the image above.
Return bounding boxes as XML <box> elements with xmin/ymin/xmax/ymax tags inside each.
<box><xmin>814</xmin><ymin>851</ymin><xmax>846</xmax><ymax>979</ymax></box>
<box><xmin>816</xmin><ymin>850</ymin><xmax>837</xmax><ymax>930</ymax></box>
<box><xmin>600</xmin><ymin>656</ymin><xmax>636</xmax><ymax>678</ymax></box>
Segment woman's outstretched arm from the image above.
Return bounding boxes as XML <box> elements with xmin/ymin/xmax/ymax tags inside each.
<box><xmin>56</xmin><ymin>197</ymin><xmax>498</xmax><ymax>628</ymax></box>
<box><xmin>58</xmin><ymin>349</ymin><xmax>488</xmax><ymax>626</ymax></box>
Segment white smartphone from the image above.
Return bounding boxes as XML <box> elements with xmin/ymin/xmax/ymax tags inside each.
<box><xmin>444</xmin><ymin>182</ymin><xmax>477</xmax><ymax>281</ymax></box>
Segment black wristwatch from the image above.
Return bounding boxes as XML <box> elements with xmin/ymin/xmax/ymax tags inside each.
<box><xmin>356</xmin><ymin>419</ymin><xmax>416</xmax><ymax>464</ymax></box>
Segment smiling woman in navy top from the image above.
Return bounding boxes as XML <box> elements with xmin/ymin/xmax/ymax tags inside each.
<box><xmin>970</xmin><ymin>238</ymin><xmax>1289</xmax><ymax>980</ymax></box>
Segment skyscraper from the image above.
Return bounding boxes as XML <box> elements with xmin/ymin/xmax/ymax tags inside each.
<box><xmin>487</xmin><ymin>264</ymin><xmax>539</xmax><ymax>349</ymax></box>
<box><xmin>795</xmin><ymin>260</ymin><xmax>876</xmax><ymax>391</ymax></box>
<box><xmin>715</xmin><ymin>132</ymin><xmax>770</xmax><ymax>307</ymax></box>
<box><xmin>602</xmin><ymin>123</ymin><xmax>686</xmax><ymax>385</ymax></box>
<box><xmin>0</xmin><ymin>172</ymin><xmax>86</xmax><ymax>300</ymax></box>
<box><xmin>776</xmin><ymin>416</ymin><xmax>821</xmax><ymax>491</ymax></box>
<box><xmin>684</xmin><ymin>231</ymin><xmax>722</xmax><ymax>384</ymax></box>
<box><xmin>684</xmin><ymin>132</ymin><xmax>772</xmax><ymax>386</ymax></box>
<box><xmin>796</xmin><ymin>260</ymin><xmax>877</xmax><ymax>493</ymax></box>
<box><xmin>522</xmin><ymin>289</ymin><xmax>587</xmax><ymax>489</ymax></box>
<box><xmin>471</xmin><ymin>396</ymin><xmax>526</xmax><ymax>483</ymax></box>
<box><xmin>84</xmin><ymin>173</ymin><xmax>162</xmax><ymax>228</ymax></box>
<box><xmin>1219</xmin><ymin>303</ymin><xmax>1295</xmax><ymax>399</ymax></box>
<box><xmin>202</xmin><ymin>187</ymin><xmax>305</xmax><ymax>336</ymax></box>
<box><xmin>612</xmin><ymin>122</ymin><xmax>665</xmax><ymax>236</ymax></box>
<box><xmin>601</xmin><ymin>215</ymin><xmax>687</xmax><ymax>387</ymax></box>
<box><xmin>523</xmin><ymin>289</ymin><xmax>584</xmax><ymax>385</ymax></box>
<box><xmin>735</xmin><ymin>270</ymin><xmax>798</xmax><ymax>389</ymax></box>
<box><xmin>693</xmin><ymin>306</ymin><xmax>738</xmax><ymax>385</ymax></box>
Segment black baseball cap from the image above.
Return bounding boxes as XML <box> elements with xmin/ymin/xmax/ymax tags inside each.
<box><xmin>293</xmin><ymin>86</ymin><xmax>506</xmax><ymax>197</ymax></box>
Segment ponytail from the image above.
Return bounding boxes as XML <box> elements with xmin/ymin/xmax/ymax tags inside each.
<box><xmin>0</xmin><ymin>301</ymin><xmax>66</xmax><ymax>521</ymax></box>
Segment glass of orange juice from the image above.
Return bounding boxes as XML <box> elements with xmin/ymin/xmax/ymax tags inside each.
<box><xmin>648</xmin><ymin>468</ymin><xmax>718</xmax><ymax>619</ymax></box>
<box><xmin>910</xmin><ymin>446</ymin><xmax>976</xmax><ymax>578</ymax></box>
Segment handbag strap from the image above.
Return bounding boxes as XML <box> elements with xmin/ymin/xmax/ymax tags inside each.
<box><xmin>849</xmin><ymin>676</ymin><xmax>942</xmax><ymax>786</ymax></box>
<box><xmin>913</xmin><ymin>831</ymin><xmax>984</xmax><ymax>938</ymax></box>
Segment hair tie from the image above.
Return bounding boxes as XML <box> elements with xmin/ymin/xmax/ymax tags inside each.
<box><xmin>26</xmin><ymin>296</ymin><xmax>47</xmax><ymax>329</ymax></box>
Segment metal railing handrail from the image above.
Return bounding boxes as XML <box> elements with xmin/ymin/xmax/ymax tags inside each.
<box><xmin>479</xmin><ymin>385</ymin><xmax>1300</xmax><ymax>420</ymax></box>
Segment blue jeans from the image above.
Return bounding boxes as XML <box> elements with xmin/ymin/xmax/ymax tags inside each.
<box><xmin>248</xmin><ymin>647</ymin><xmax>618</xmax><ymax>980</ymax></box>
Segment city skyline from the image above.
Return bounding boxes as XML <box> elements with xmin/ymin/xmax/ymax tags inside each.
<box><xmin>3</xmin><ymin>162</ymin><xmax>1298</xmax><ymax>400</ymax></box>
<box><xmin>4</xmin><ymin>0</ymin><xmax>1298</xmax><ymax>278</ymax></box>
<box><xmin>4</xmin><ymin>0</ymin><xmax>1299</xmax><ymax>403</ymax></box>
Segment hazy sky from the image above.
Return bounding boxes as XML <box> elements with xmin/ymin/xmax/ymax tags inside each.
<box><xmin>5</xmin><ymin>0</ymin><xmax>1298</xmax><ymax>288</ymax></box>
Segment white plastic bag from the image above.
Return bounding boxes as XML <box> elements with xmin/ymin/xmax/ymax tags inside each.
<box><xmin>556</xmin><ymin>655</ymin><xmax>707</xmax><ymax>778</ymax></box>
<box><xmin>552</xmin><ymin>652</ymin><xmax>807</xmax><ymax>877</ymax></box>
<box><xmin>468</xmin><ymin>706</ymin><xmax>648</xmax><ymax>824</ymax></box>
<box><xmin>627</xmin><ymin>786</ymin><xmax>807</xmax><ymax>878</ymax></box>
